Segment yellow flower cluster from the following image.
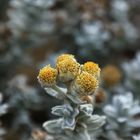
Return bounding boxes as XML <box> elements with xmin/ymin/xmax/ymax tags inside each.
<box><xmin>38</xmin><ymin>54</ymin><xmax>100</xmax><ymax>97</ymax></box>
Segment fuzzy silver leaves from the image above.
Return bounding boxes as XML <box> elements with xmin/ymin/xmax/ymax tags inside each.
<box><xmin>0</xmin><ymin>93</ymin><xmax>8</xmax><ymax>116</ymax></box>
<box><xmin>84</xmin><ymin>115</ymin><xmax>106</xmax><ymax>132</ymax></box>
<box><xmin>43</xmin><ymin>119</ymin><xmax>63</xmax><ymax>134</ymax></box>
<box><xmin>78</xmin><ymin>113</ymin><xmax>106</xmax><ymax>132</ymax></box>
<box><xmin>79</xmin><ymin>104</ymin><xmax>106</xmax><ymax>132</ymax></box>
<box><xmin>44</xmin><ymin>86</ymin><xmax>67</xmax><ymax>100</ymax></box>
<box><xmin>133</xmin><ymin>134</ymin><xmax>140</xmax><ymax>140</ymax></box>
<box><xmin>52</xmin><ymin>104</ymin><xmax>79</xmax><ymax>130</ymax></box>
<box><xmin>66</xmin><ymin>93</ymin><xmax>84</xmax><ymax>104</ymax></box>
<box><xmin>45</xmin><ymin>86</ymin><xmax>84</xmax><ymax>104</ymax></box>
<box><xmin>103</xmin><ymin>92</ymin><xmax>140</xmax><ymax>138</ymax></box>
<box><xmin>79</xmin><ymin>104</ymin><xmax>93</xmax><ymax>115</ymax></box>
<box><xmin>122</xmin><ymin>52</ymin><xmax>140</xmax><ymax>97</ymax></box>
<box><xmin>43</xmin><ymin>103</ymin><xmax>106</xmax><ymax>139</ymax></box>
<box><xmin>74</xmin><ymin>129</ymin><xmax>91</xmax><ymax>140</ymax></box>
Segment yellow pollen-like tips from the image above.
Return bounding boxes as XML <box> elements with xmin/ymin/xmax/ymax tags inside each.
<box><xmin>75</xmin><ymin>72</ymin><xmax>99</xmax><ymax>95</ymax></box>
<box><xmin>38</xmin><ymin>54</ymin><xmax>101</xmax><ymax>99</ymax></box>
<box><xmin>83</xmin><ymin>61</ymin><xmax>101</xmax><ymax>78</ymax></box>
<box><xmin>56</xmin><ymin>54</ymin><xmax>75</xmax><ymax>64</ymax></box>
<box><xmin>56</xmin><ymin>58</ymin><xmax>80</xmax><ymax>82</ymax></box>
<box><xmin>38</xmin><ymin>65</ymin><xmax>58</xmax><ymax>87</ymax></box>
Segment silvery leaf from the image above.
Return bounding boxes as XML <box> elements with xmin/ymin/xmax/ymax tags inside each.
<box><xmin>59</xmin><ymin>87</ymin><xmax>67</xmax><ymax>93</ymax></box>
<box><xmin>62</xmin><ymin>117</ymin><xmax>76</xmax><ymax>130</ymax></box>
<box><xmin>51</xmin><ymin>105</ymin><xmax>64</xmax><ymax>117</ymax></box>
<box><xmin>117</xmin><ymin>117</ymin><xmax>127</xmax><ymax>123</ymax></box>
<box><xmin>133</xmin><ymin>134</ymin><xmax>140</xmax><ymax>140</ymax></box>
<box><xmin>75</xmin><ymin>129</ymin><xmax>91</xmax><ymax>140</ymax></box>
<box><xmin>106</xmin><ymin>118</ymin><xmax>119</xmax><ymax>130</ymax></box>
<box><xmin>52</xmin><ymin>104</ymin><xmax>74</xmax><ymax>117</ymax></box>
<box><xmin>78</xmin><ymin>114</ymin><xmax>106</xmax><ymax>132</ymax></box>
<box><xmin>66</xmin><ymin>93</ymin><xmax>84</xmax><ymax>104</ymax></box>
<box><xmin>129</xmin><ymin>102</ymin><xmax>140</xmax><ymax>116</ymax></box>
<box><xmin>62</xmin><ymin>105</ymin><xmax>79</xmax><ymax>130</ymax></box>
<box><xmin>0</xmin><ymin>104</ymin><xmax>8</xmax><ymax>116</ymax></box>
<box><xmin>79</xmin><ymin>104</ymin><xmax>93</xmax><ymax>115</ymax></box>
<box><xmin>85</xmin><ymin>115</ymin><xmax>106</xmax><ymax>131</ymax></box>
<box><xmin>44</xmin><ymin>87</ymin><xmax>65</xmax><ymax>100</ymax></box>
<box><xmin>43</xmin><ymin>119</ymin><xmax>63</xmax><ymax>134</ymax></box>
<box><xmin>106</xmin><ymin>130</ymin><xmax>119</xmax><ymax>140</ymax></box>
<box><xmin>127</xmin><ymin>120</ymin><xmax>140</xmax><ymax>128</ymax></box>
<box><xmin>103</xmin><ymin>105</ymin><xmax>117</xmax><ymax>118</ymax></box>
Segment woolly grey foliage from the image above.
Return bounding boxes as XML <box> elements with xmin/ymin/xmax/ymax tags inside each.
<box><xmin>0</xmin><ymin>93</ymin><xmax>8</xmax><ymax>116</ymax></box>
<box><xmin>43</xmin><ymin>86</ymin><xmax>105</xmax><ymax>140</ymax></box>
<box><xmin>8</xmin><ymin>0</ymin><xmax>56</xmax><ymax>43</ymax></box>
<box><xmin>122</xmin><ymin>52</ymin><xmax>140</xmax><ymax>97</ymax></box>
<box><xmin>103</xmin><ymin>92</ymin><xmax>140</xmax><ymax>140</ymax></box>
<box><xmin>133</xmin><ymin>134</ymin><xmax>140</xmax><ymax>140</ymax></box>
<box><xmin>0</xmin><ymin>92</ymin><xmax>8</xmax><ymax>137</ymax></box>
<box><xmin>8</xmin><ymin>0</ymin><xmax>137</xmax><ymax>59</ymax></box>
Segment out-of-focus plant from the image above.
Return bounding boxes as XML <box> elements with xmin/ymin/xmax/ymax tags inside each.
<box><xmin>103</xmin><ymin>92</ymin><xmax>140</xmax><ymax>140</ymax></box>
<box><xmin>75</xmin><ymin>0</ymin><xmax>138</xmax><ymax>59</ymax></box>
<box><xmin>133</xmin><ymin>134</ymin><xmax>140</xmax><ymax>140</ymax></box>
<box><xmin>8</xmin><ymin>0</ymin><xmax>57</xmax><ymax>46</ymax></box>
<box><xmin>8</xmin><ymin>0</ymin><xmax>138</xmax><ymax>62</ymax></box>
<box><xmin>122</xmin><ymin>52</ymin><xmax>140</xmax><ymax>97</ymax></box>
<box><xmin>0</xmin><ymin>92</ymin><xmax>8</xmax><ymax>137</ymax></box>
<box><xmin>101</xmin><ymin>65</ymin><xmax>122</xmax><ymax>88</ymax></box>
<box><xmin>38</xmin><ymin>54</ymin><xmax>106</xmax><ymax>140</ymax></box>
<box><xmin>0</xmin><ymin>93</ymin><xmax>8</xmax><ymax>117</ymax></box>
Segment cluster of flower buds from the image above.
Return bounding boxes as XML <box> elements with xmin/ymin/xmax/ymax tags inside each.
<box><xmin>38</xmin><ymin>54</ymin><xmax>100</xmax><ymax>102</ymax></box>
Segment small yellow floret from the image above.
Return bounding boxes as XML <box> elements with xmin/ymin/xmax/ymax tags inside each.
<box><xmin>38</xmin><ymin>65</ymin><xmax>58</xmax><ymax>87</ymax></box>
<box><xmin>56</xmin><ymin>59</ymin><xmax>80</xmax><ymax>82</ymax></box>
<box><xmin>83</xmin><ymin>61</ymin><xmax>101</xmax><ymax>78</ymax></box>
<box><xmin>56</xmin><ymin>54</ymin><xmax>75</xmax><ymax>64</ymax></box>
<box><xmin>75</xmin><ymin>72</ymin><xmax>99</xmax><ymax>95</ymax></box>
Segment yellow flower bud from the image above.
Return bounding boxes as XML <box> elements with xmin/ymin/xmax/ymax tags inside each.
<box><xmin>56</xmin><ymin>54</ymin><xmax>75</xmax><ymax>64</ymax></box>
<box><xmin>56</xmin><ymin>59</ymin><xmax>80</xmax><ymax>82</ymax></box>
<box><xmin>71</xmin><ymin>72</ymin><xmax>99</xmax><ymax>96</ymax></box>
<box><xmin>38</xmin><ymin>65</ymin><xmax>58</xmax><ymax>87</ymax></box>
<box><xmin>83</xmin><ymin>61</ymin><xmax>101</xmax><ymax>78</ymax></box>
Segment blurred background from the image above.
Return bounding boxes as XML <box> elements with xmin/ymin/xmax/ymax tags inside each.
<box><xmin>0</xmin><ymin>0</ymin><xmax>140</xmax><ymax>140</ymax></box>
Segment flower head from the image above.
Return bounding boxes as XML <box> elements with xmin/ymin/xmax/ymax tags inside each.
<box><xmin>56</xmin><ymin>54</ymin><xmax>75</xmax><ymax>64</ymax></box>
<box><xmin>56</xmin><ymin>59</ymin><xmax>80</xmax><ymax>82</ymax></box>
<box><xmin>71</xmin><ymin>72</ymin><xmax>99</xmax><ymax>96</ymax></box>
<box><xmin>38</xmin><ymin>65</ymin><xmax>58</xmax><ymax>87</ymax></box>
<box><xmin>102</xmin><ymin>65</ymin><xmax>122</xmax><ymax>87</ymax></box>
<box><xmin>82</xmin><ymin>61</ymin><xmax>101</xmax><ymax>78</ymax></box>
